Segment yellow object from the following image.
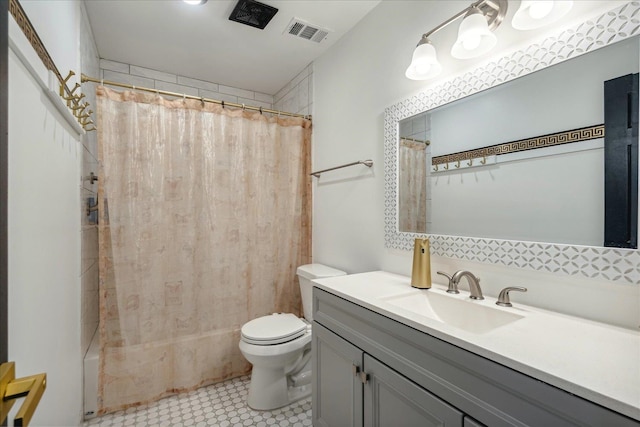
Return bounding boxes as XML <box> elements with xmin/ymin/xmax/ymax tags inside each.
<box><xmin>0</xmin><ymin>362</ymin><xmax>46</xmax><ymax>427</ymax></box>
<box><xmin>411</xmin><ymin>238</ymin><xmax>432</xmax><ymax>289</ymax></box>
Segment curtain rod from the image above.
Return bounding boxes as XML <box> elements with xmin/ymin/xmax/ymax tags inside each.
<box><xmin>80</xmin><ymin>74</ymin><xmax>311</xmax><ymax>121</ymax></box>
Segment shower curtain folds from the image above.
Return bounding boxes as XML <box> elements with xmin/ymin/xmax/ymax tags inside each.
<box><xmin>399</xmin><ymin>138</ymin><xmax>428</xmax><ymax>233</ymax></box>
<box><xmin>96</xmin><ymin>86</ymin><xmax>312</xmax><ymax>414</ymax></box>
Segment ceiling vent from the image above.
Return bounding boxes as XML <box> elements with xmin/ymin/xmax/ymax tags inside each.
<box><xmin>284</xmin><ymin>18</ymin><xmax>332</xmax><ymax>43</ymax></box>
<box><xmin>229</xmin><ymin>0</ymin><xmax>278</xmax><ymax>30</ymax></box>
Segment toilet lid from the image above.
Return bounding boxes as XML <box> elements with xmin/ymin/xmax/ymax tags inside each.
<box><xmin>241</xmin><ymin>313</ymin><xmax>307</xmax><ymax>345</ymax></box>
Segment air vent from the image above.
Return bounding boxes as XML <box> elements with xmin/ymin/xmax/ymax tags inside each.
<box><xmin>229</xmin><ymin>0</ymin><xmax>278</xmax><ymax>30</ymax></box>
<box><xmin>284</xmin><ymin>18</ymin><xmax>332</xmax><ymax>43</ymax></box>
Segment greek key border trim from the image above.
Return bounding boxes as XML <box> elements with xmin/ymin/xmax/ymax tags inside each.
<box><xmin>432</xmin><ymin>124</ymin><xmax>604</xmax><ymax>165</ymax></box>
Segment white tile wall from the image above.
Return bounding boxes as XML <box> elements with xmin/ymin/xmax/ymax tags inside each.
<box><xmin>130</xmin><ymin>65</ymin><xmax>177</xmax><ymax>83</ymax></box>
<box><xmin>80</xmin><ymin>2</ymin><xmax>100</xmax><ymax>357</ymax></box>
<box><xmin>273</xmin><ymin>64</ymin><xmax>313</xmax><ymax>117</ymax></box>
<box><xmin>99</xmin><ymin>59</ymin><xmax>275</xmax><ymax>109</ymax></box>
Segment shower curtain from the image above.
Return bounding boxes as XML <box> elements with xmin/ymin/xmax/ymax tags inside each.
<box><xmin>96</xmin><ymin>87</ymin><xmax>312</xmax><ymax>414</ymax></box>
<box><xmin>399</xmin><ymin>138</ymin><xmax>428</xmax><ymax>233</ymax></box>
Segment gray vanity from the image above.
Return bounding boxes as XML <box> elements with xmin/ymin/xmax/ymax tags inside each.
<box><xmin>311</xmin><ymin>272</ymin><xmax>640</xmax><ymax>426</ymax></box>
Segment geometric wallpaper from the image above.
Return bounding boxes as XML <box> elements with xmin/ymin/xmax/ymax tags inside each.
<box><xmin>384</xmin><ymin>1</ymin><xmax>640</xmax><ymax>285</ymax></box>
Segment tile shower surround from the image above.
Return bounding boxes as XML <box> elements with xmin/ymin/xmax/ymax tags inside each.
<box><xmin>99</xmin><ymin>59</ymin><xmax>275</xmax><ymax>109</ymax></box>
<box><xmin>85</xmin><ymin>375</ymin><xmax>312</xmax><ymax>427</ymax></box>
<box><xmin>81</xmin><ymin>1</ymin><xmax>101</xmax><ymax>357</ymax></box>
<box><xmin>99</xmin><ymin>59</ymin><xmax>314</xmax><ymax>118</ymax></box>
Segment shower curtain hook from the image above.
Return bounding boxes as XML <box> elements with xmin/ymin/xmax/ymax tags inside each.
<box><xmin>259</xmin><ymin>107</ymin><xmax>262</xmax><ymax>115</ymax></box>
<box><xmin>201</xmin><ymin>97</ymin><xmax>205</xmax><ymax>107</ymax></box>
<box><xmin>221</xmin><ymin>100</ymin><xmax>225</xmax><ymax>109</ymax></box>
<box><xmin>242</xmin><ymin>104</ymin><xmax>245</xmax><ymax>111</ymax></box>
<box><xmin>100</xmin><ymin>79</ymin><xmax>104</xmax><ymax>86</ymax></box>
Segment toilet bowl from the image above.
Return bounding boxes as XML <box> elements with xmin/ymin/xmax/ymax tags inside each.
<box><xmin>239</xmin><ymin>263</ymin><xmax>346</xmax><ymax>410</ymax></box>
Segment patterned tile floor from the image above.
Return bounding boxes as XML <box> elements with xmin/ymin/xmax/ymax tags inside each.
<box><xmin>84</xmin><ymin>375</ymin><xmax>312</xmax><ymax>427</ymax></box>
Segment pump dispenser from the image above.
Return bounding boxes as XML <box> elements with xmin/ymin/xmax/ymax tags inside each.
<box><xmin>411</xmin><ymin>238</ymin><xmax>432</xmax><ymax>289</ymax></box>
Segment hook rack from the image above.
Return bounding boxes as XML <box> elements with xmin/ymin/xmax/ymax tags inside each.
<box><xmin>61</xmin><ymin>71</ymin><xmax>96</xmax><ymax>132</ymax></box>
<box><xmin>433</xmin><ymin>155</ymin><xmax>496</xmax><ymax>173</ymax></box>
<box><xmin>9</xmin><ymin>0</ymin><xmax>96</xmax><ymax>133</ymax></box>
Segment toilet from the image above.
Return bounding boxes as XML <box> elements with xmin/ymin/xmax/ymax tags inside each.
<box><xmin>239</xmin><ymin>263</ymin><xmax>346</xmax><ymax>410</ymax></box>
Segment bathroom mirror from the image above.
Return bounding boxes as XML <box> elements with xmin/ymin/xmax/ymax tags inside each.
<box><xmin>397</xmin><ymin>36</ymin><xmax>638</xmax><ymax>246</ymax></box>
<box><xmin>385</xmin><ymin>2</ymin><xmax>640</xmax><ymax>285</ymax></box>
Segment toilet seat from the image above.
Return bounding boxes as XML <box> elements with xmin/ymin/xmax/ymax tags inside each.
<box><xmin>241</xmin><ymin>313</ymin><xmax>307</xmax><ymax>345</ymax></box>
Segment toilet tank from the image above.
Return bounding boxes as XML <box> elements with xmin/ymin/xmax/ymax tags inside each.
<box><xmin>296</xmin><ymin>264</ymin><xmax>346</xmax><ymax>321</ymax></box>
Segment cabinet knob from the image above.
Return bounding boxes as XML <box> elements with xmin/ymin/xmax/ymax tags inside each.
<box><xmin>359</xmin><ymin>371</ymin><xmax>369</xmax><ymax>384</ymax></box>
<box><xmin>352</xmin><ymin>364</ymin><xmax>360</xmax><ymax>376</ymax></box>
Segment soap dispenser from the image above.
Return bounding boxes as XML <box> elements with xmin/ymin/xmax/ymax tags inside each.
<box><xmin>411</xmin><ymin>238</ymin><xmax>432</xmax><ymax>289</ymax></box>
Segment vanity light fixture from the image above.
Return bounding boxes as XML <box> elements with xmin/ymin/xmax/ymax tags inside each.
<box><xmin>406</xmin><ymin>0</ymin><xmax>507</xmax><ymax>80</ymax></box>
<box><xmin>407</xmin><ymin>0</ymin><xmax>574</xmax><ymax>80</ymax></box>
<box><xmin>512</xmin><ymin>1</ymin><xmax>573</xmax><ymax>30</ymax></box>
<box><xmin>183</xmin><ymin>0</ymin><xmax>208</xmax><ymax>5</ymax></box>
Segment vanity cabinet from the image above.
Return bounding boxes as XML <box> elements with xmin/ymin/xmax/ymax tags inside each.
<box><xmin>313</xmin><ymin>321</ymin><xmax>464</xmax><ymax>426</ymax></box>
<box><xmin>312</xmin><ymin>287</ymin><xmax>639</xmax><ymax>427</ymax></box>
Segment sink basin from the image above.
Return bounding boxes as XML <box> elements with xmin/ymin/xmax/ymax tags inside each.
<box><xmin>381</xmin><ymin>291</ymin><xmax>524</xmax><ymax>334</ymax></box>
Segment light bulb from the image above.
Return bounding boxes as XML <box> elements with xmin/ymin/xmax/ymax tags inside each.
<box><xmin>451</xmin><ymin>9</ymin><xmax>496</xmax><ymax>59</ymax></box>
<box><xmin>462</xmin><ymin>35</ymin><xmax>481</xmax><ymax>51</ymax></box>
<box><xmin>415</xmin><ymin>62</ymin><xmax>432</xmax><ymax>75</ymax></box>
<box><xmin>183</xmin><ymin>0</ymin><xmax>207</xmax><ymax>5</ymax></box>
<box><xmin>528</xmin><ymin>1</ymin><xmax>554</xmax><ymax>19</ymax></box>
<box><xmin>512</xmin><ymin>1</ymin><xmax>573</xmax><ymax>30</ymax></box>
<box><xmin>405</xmin><ymin>39</ymin><xmax>442</xmax><ymax>80</ymax></box>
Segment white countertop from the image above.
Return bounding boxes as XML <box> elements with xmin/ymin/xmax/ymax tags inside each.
<box><xmin>312</xmin><ymin>271</ymin><xmax>640</xmax><ymax>421</ymax></box>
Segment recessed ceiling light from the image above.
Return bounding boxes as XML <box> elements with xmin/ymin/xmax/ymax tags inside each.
<box><xmin>183</xmin><ymin>0</ymin><xmax>207</xmax><ymax>5</ymax></box>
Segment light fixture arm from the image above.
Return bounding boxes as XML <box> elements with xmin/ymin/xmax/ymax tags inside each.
<box><xmin>422</xmin><ymin>0</ymin><xmax>507</xmax><ymax>40</ymax></box>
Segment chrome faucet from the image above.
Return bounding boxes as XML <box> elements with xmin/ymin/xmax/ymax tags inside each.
<box><xmin>451</xmin><ymin>270</ymin><xmax>484</xmax><ymax>300</ymax></box>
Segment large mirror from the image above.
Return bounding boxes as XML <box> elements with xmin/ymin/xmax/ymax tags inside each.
<box><xmin>398</xmin><ymin>36</ymin><xmax>638</xmax><ymax>247</ymax></box>
<box><xmin>384</xmin><ymin>2</ymin><xmax>640</xmax><ymax>285</ymax></box>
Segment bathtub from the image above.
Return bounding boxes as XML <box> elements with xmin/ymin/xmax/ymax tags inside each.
<box><xmin>83</xmin><ymin>330</ymin><xmax>99</xmax><ymax>419</ymax></box>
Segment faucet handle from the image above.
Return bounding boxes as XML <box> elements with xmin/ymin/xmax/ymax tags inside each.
<box><xmin>437</xmin><ymin>271</ymin><xmax>459</xmax><ymax>294</ymax></box>
<box><xmin>496</xmin><ymin>286</ymin><xmax>527</xmax><ymax>307</ymax></box>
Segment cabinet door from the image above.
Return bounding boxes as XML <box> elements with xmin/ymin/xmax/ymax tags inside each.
<box><xmin>363</xmin><ymin>355</ymin><xmax>463</xmax><ymax>427</ymax></box>
<box><xmin>464</xmin><ymin>416</ymin><xmax>486</xmax><ymax>427</ymax></box>
<box><xmin>313</xmin><ymin>322</ymin><xmax>364</xmax><ymax>427</ymax></box>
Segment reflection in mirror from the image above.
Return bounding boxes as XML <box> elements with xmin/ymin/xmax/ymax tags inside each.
<box><xmin>399</xmin><ymin>113</ymin><xmax>430</xmax><ymax>233</ymax></box>
<box><xmin>397</xmin><ymin>36</ymin><xmax>639</xmax><ymax>248</ymax></box>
